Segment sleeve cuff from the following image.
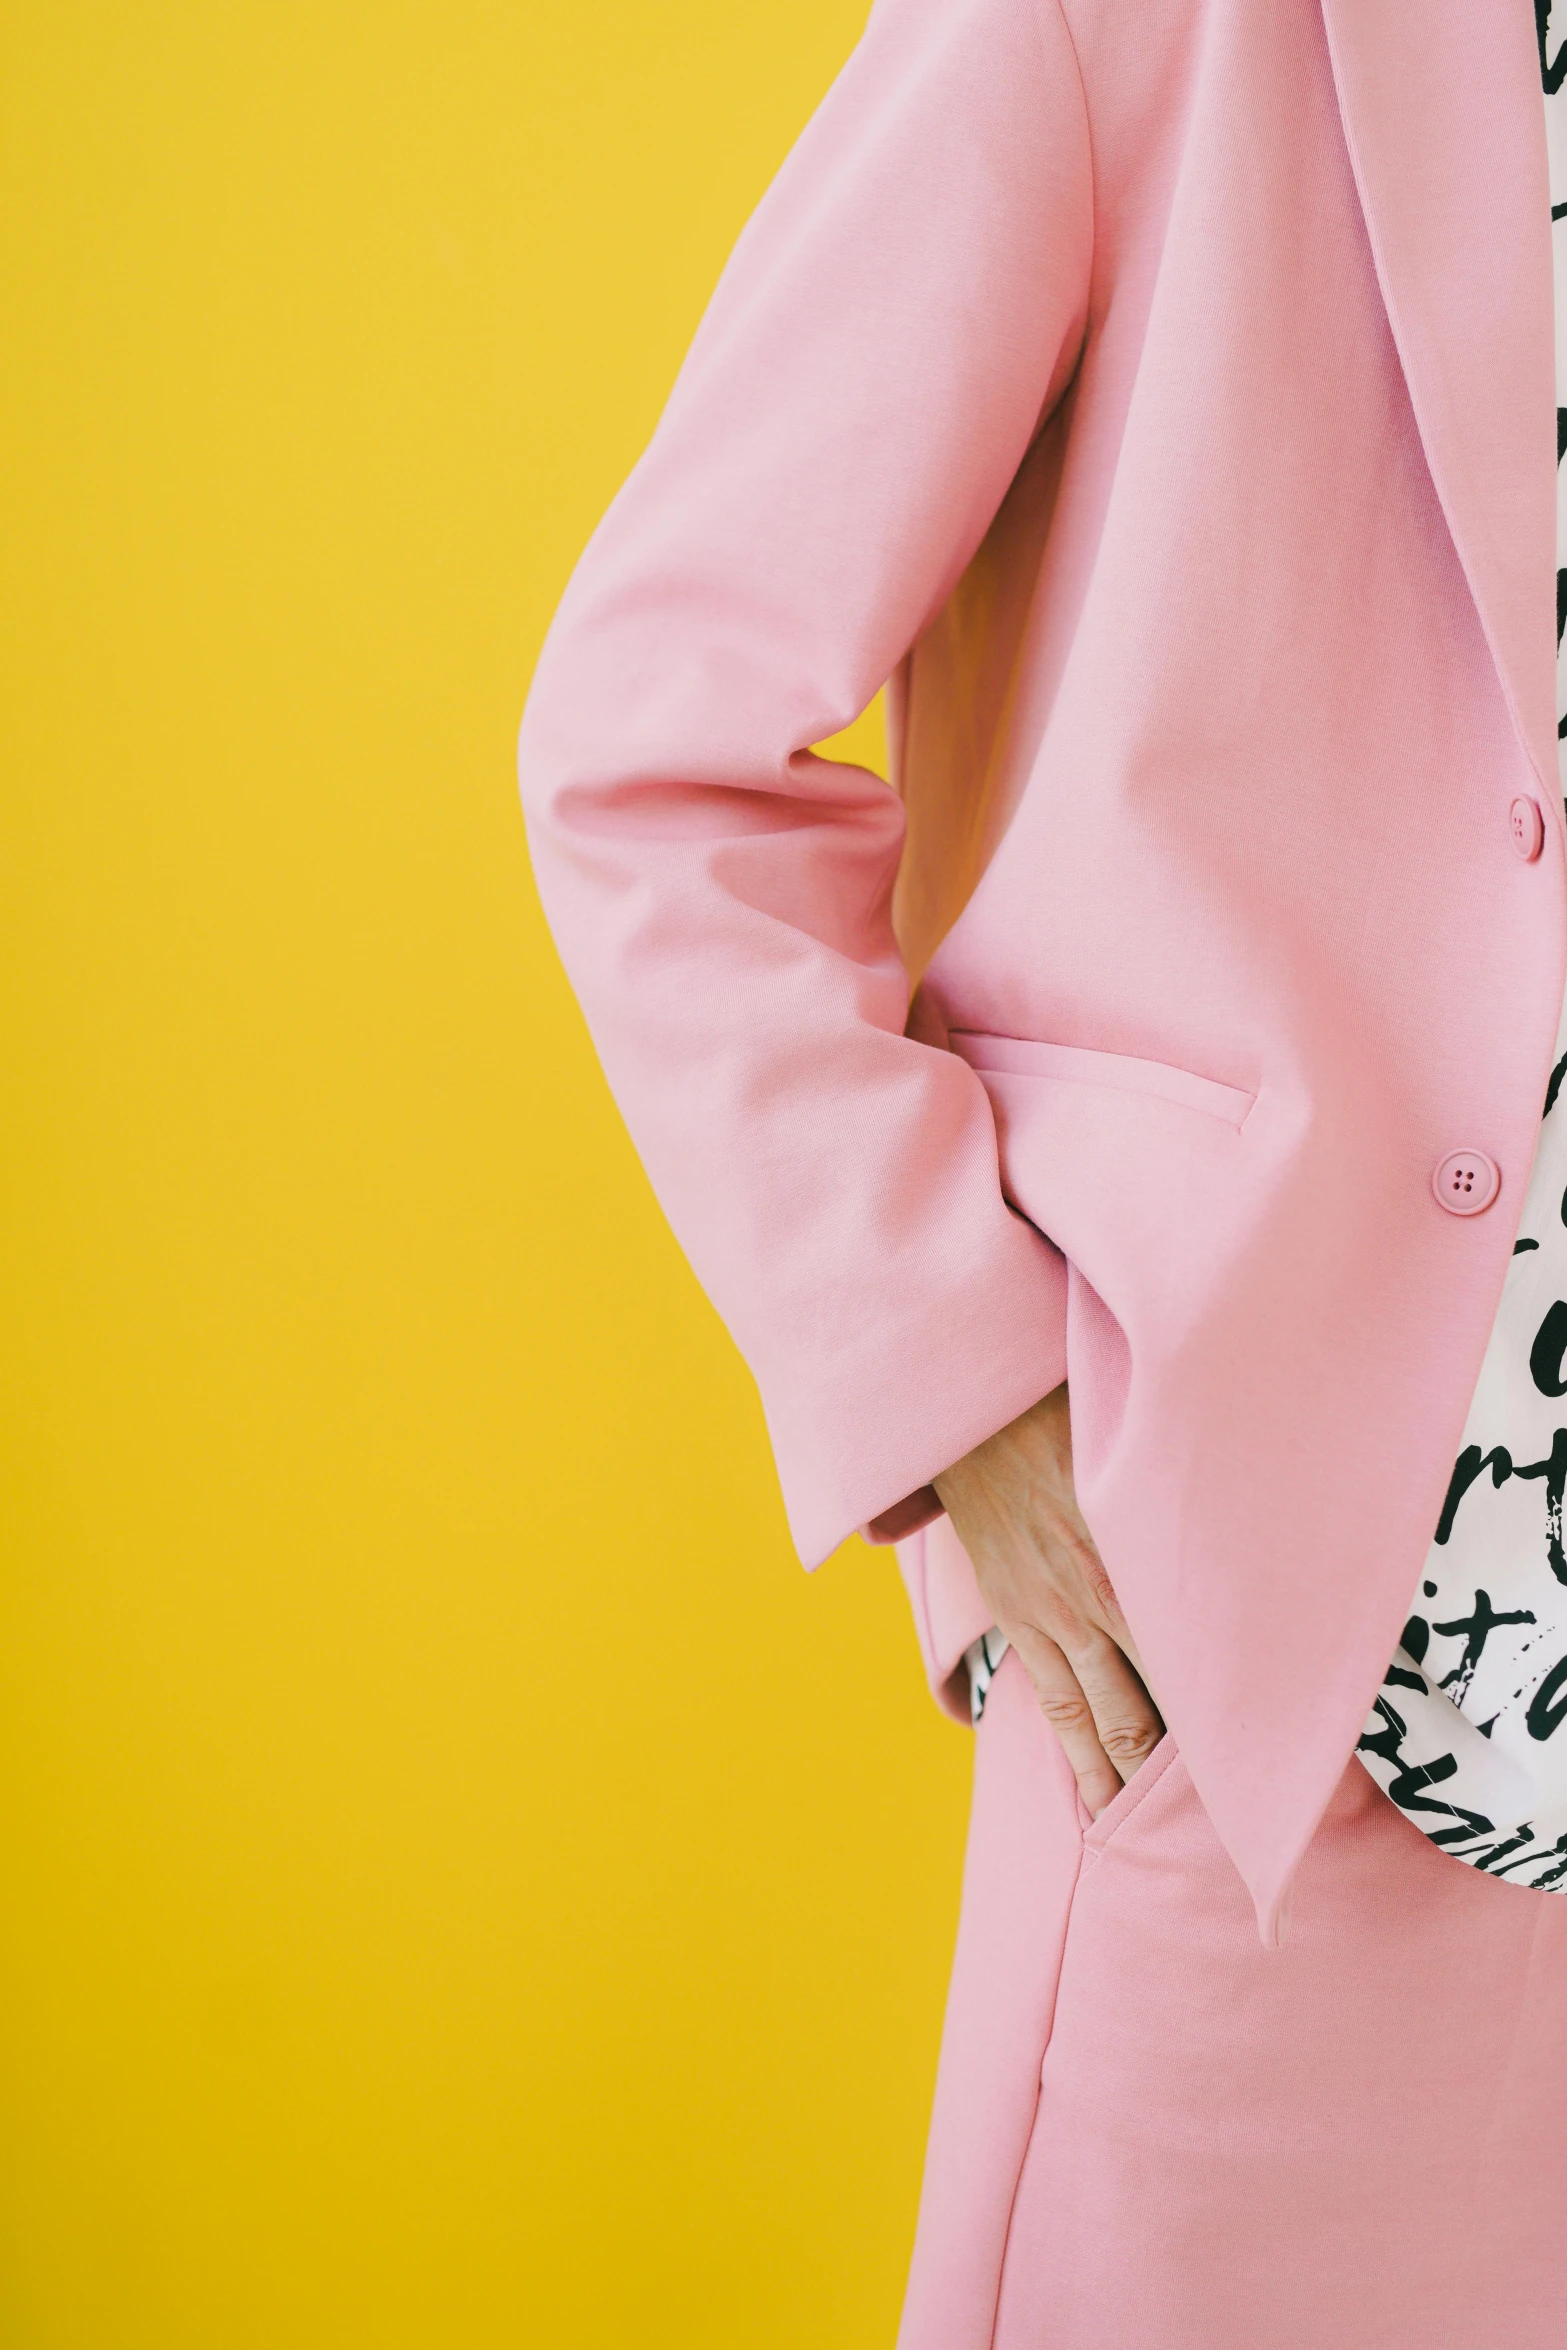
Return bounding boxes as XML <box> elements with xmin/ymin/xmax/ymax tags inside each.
<box><xmin>861</xmin><ymin>1485</ymin><xmax>945</xmax><ymax>1545</ymax></box>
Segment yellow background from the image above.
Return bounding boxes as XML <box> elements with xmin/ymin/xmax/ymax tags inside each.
<box><xmin>1</xmin><ymin>4</ymin><xmax>974</xmax><ymax>2344</ymax></box>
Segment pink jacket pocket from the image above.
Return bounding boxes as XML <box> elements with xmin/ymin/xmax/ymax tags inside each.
<box><xmin>948</xmin><ymin>1031</ymin><xmax>1254</xmax><ymax>1129</ymax></box>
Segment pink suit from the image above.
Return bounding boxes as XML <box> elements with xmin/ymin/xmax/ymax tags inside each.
<box><xmin>903</xmin><ymin>1649</ymin><xmax>1567</xmax><ymax>2348</ymax></box>
<box><xmin>520</xmin><ymin>0</ymin><xmax>1567</xmax><ymax>2332</ymax></box>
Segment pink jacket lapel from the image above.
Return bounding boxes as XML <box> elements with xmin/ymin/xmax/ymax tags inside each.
<box><xmin>1320</xmin><ymin>0</ymin><xmax>1558</xmax><ymax>806</ymax></box>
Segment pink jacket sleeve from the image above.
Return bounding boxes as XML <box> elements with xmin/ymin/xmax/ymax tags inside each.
<box><xmin>518</xmin><ymin>0</ymin><xmax>1093</xmax><ymax>1566</ymax></box>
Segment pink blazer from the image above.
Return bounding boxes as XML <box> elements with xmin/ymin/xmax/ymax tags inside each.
<box><xmin>519</xmin><ymin>0</ymin><xmax>1563</xmax><ymax>1941</ymax></box>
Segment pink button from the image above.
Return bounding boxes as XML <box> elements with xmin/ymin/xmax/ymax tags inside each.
<box><xmin>1509</xmin><ymin>797</ymin><xmax>1545</xmax><ymax>860</ymax></box>
<box><xmin>1432</xmin><ymin>1151</ymin><xmax>1501</xmax><ymax>1215</ymax></box>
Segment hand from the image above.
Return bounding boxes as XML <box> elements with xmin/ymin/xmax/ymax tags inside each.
<box><xmin>932</xmin><ymin>1384</ymin><xmax>1163</xmax><ymax>1816</ymax></box>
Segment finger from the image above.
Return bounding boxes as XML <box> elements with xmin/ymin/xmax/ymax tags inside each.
<box><xmin>1019</xmin><ymin>1498</ymin><xmax>1162</xmax><ymax>1718</ymax></box>
<box><xmin>1079</xmin><ymin>1543</ymin><xmax>1129</xmax><ymax>1636</ymax></box>
<box><xmin>1006</xmin><ymin>1624</ymin><xmax>1125</xmax><ymax>1817</ymax></box>
<box><xmin>1055</xmin><ymin>1516</ymin><xmax>1150</xmax><ymax>1667</ymax></box>
<box><xmin>1059</xmin><ymin>1622</ymin><xmax>1165</xmax><ymax>1783</ymax></box>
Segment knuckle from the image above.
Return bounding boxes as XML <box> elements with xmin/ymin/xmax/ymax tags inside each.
<box><xmin>1085</xmin><ymin>1560</ymin><xmax>1123</xmax><ymax>1618</ymax></box>
<box><xmin>1035</xmin><ymin>1689</ymin><xmax>1093</xmax><ymax>1732</ymax></box>
<box><xmin>1100</xmin><ymin>1719</ymin><xmax>1160</xmax><ymax>1763</ymax></box>
<box><xmin>1034</xmin><ymin>1600</ymin><xmax>1090</xmax><ymax>1652</ymax></box>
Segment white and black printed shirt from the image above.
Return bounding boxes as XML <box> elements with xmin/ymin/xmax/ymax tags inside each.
<box><xmin>968</xmin><ymin>14</ymin><xmax>1567</xmax><ymax>1896</ymax></box>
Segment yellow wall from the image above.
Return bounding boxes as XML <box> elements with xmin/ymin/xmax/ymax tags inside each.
<box><xmin>0</xmin><ymin>4</ymin><xmax>973</xmax><ymax>2344</ymax></box>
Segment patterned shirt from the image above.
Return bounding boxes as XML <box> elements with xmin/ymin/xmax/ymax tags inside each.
<box><xmin>968</xmin><ymin>14</ymin><xmax>1567</xmax><ymax>1896</ymax></box>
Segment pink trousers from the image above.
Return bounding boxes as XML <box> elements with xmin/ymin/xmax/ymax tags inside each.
<box><xmin>899</xmin><ymin>1651</ymin><xmax>1567</xmax><ymax>2349</ymax></box>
